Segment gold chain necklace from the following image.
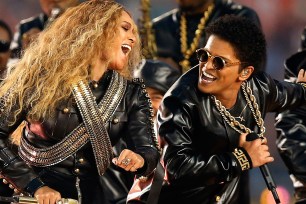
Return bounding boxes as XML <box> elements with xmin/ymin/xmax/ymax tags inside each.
<box><xmin>212</xmin><ymin>82</ymin><xmax>266</xmax><ymax>137</ymax></box>
<box><xmin>179</xmin><ymin>3</ymin><xmax>214</xmax><ymax>73</ymax></box>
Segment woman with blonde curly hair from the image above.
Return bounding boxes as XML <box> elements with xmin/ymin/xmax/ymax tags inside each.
<box><xmin>0</xmin><ymin>1</ymin><xmax>159</xmax><ymax>203</ymax></box>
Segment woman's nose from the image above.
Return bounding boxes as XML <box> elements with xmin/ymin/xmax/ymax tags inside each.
<box><xmin>129</xmin><ymin>34</ymin><xmax>136</xmax><ymax>44</ymax></box>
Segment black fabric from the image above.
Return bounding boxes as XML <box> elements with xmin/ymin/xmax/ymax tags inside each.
<box><xmin>38</xmin><ymin>168</ymin><xmax>103</xmax><ymax>203</ymax></box>
<box><xmin>147</xmin><ymin>162</ymin><xmax>165</xmax><ymax>204</ymax></box>
<box><xmin>284</xmin><ymin>50</ymin><xmax>306</xmax><ymax>78</ymax></box>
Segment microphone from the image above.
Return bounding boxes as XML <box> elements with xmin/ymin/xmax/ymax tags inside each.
<box><xmin>246</xmin><ymin>133</ymin><xmax>280</xmax><ymax>204</ymax></box>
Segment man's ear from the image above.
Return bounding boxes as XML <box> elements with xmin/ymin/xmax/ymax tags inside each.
<box><xmin>239</xmin><ymin>66</ymin><xmax>254</xmax><ymax>81</ymax></box>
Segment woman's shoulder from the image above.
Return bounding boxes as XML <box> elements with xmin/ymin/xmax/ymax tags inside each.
<box><xmin>124</xmin><ymin>78</ymin><xmax>148</xmax><ymax>99</ymax></box>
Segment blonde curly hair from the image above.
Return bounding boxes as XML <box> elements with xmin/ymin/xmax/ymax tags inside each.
<box><xmin>0</xmin><ymin>0</ymin><xmax>142</xmax><ymax>123</ymax></box>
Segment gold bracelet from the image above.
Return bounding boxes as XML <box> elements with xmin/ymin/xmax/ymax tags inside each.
<box><xmin>232</xmin><ymin>148</ymin><xmax>251</xmax><ymax>171</ymax></box>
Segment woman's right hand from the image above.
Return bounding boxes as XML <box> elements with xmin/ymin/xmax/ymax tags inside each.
<box><xmin>34</xmin><ymin>186</ymin><xmax>62</xmax><ymax>204</ymax></box>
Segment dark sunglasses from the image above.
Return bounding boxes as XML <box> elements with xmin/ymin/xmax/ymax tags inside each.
<box><xmin>196</xmin><ymin>48</ymin><xmax>244</xmax><ymax>70</ymax></box>
<box><xmin>0</xmin><ymin>40</ymin><xmax>10</xmax><ymax>52</ymax></box>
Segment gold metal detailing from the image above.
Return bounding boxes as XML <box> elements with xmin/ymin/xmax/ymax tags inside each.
<box><xmin>92</xmin><ymin>81</ymin><xmax>98</xmax><ymax>88</ymax></box>
<box><xmin>232</xmin><ymin>148</ymin><xmax>250</xmax><ymax>171</ymax></box>
<box><xmin>215</xmin><ymin>195</ymin><xmax>221</xmax><ymax>202</ymax></box>
<box><xmin>19</xmin><ymin>71</ymin><xmax>127</xmax><ymax>175</ymax></box>
<box><xmin>112</xmin><ymin>118</ymin><xmax>119</xmax><ymax>124</ymax></box>
<box><xmin>212</xmin><ymin>81</ymin><xmax>265</xmax><ymax>137</ymax></box>
<box><xmin>298</xmin><ymin>82</ymin><xmax>306</xmax><ymax>88</ymax></box>
<box><xmin>74</xmin><ymin>168</ymin><xmax>80</xmax><ymax>174</ymax></box>
<box><xmin>63</xmin><ymin>108</ymin><xmax>69</xmax><ymax>113</ymax></box>
<box><xmin>139</xmin><ymin>0</ymin><xmax>157</xmax><ymax>59</ymax></box>
<box><xmin>179</xmin><ymin>3</ymin><xmax>214</xmax><ymax>73</ymax></box>
<box><xmin>78</xmin><ymin>158</ymin><xmax>84</xmax><ymax>163</ymax></box>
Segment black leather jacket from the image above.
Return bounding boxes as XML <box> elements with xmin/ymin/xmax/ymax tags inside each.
<box><xmin>152</xmin><ymin>0</ymin><xmax>262</xmax><ymax>72</ymax></box>
<box><xmin>157</xmin><ymin>67</ymin><xmax>306</xmax><ymax>204</ymax></box>
<box><xmin>0</xmin><ymin>70</ymin><xmax>159</xmax><ymax>199</ymax></box>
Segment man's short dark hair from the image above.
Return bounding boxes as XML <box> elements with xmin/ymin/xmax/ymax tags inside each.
<box><xmin>205</xmin><ymin>15</ymin><xmax>267</xmax><ymax>73</ymax></box>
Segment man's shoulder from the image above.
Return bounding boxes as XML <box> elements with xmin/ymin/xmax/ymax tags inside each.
<box><xmin>218</xmin><ymin>0</ymin><xmax>259</xmax><ymax>17</ymax></box>
<box><xmin>218</xmin><ymin>0</ymin><xmax>256</xmax><ymax>12</ymax></box>
<box><xmin>18</xmin><ymin>13</ymin><xmax>46</xmax><ymax>29</ymax></box>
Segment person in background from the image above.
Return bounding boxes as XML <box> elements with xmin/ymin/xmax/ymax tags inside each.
<box><xmin>10</xmin><ymin>0</ymin><xmax>81</xmax><ymax>58</ymax></box>
<box><xmin>0</xmin><ymin>1</ymin><xmax>159</xmax><ymax>204</ymax></box>
<box><xmin>157</xmin><ymin>15</ymin><xmax>306</xmax><ymax>204</ymax></box>
<box><xmin>0</xmin><ymin>20</ymin><xmax>12</xmax><ymax>79</ymax></box>
<box><xmin>275</xmin><ymin>26</ymin><xmax>306</xmax><ymax>204</ymax></box>
<box><xmin>0</xmin><ymin>19</ymin><xmax>14</xmax><ymax>204</ymax></box>
<box><xmin>99</xmin><ymin>59</ymin><xmax>180</xmax><ymax>204</ymax></box>
<box><xmin>133</xmin><ymin>59</ymin><xmax>181</xmax><ymax>118</ymax></box>
<box><xmin>152</xmin><ymin>0</ymin><xmax>262</xmax><ymax>73</ymax></box>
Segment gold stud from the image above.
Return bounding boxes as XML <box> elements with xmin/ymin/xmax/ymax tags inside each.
<box><xmin>216</xmin><ymin>196</ymin><xmax>221</xmax><ymax>202</ymax></box>
<box><xmin>78</xmin><ymin>158</ymin><xmax>84</xmax><ymax>163</ymax></box>
<box><xmin>74</xmin><ymin>168</ymin><xmax>80</xmax><ymax>173</ymax></box>
<box><xmin>112</xmin><ymin>118</ymin><xmax>119</xmax><ymax>124</ymax></box>
<box><xmin>63</xmin><ymin>108</ymin><xmax>69</xmax><ymax>113</ymax></box>
<box><xmin>93</xmin><ymin>82</ymin><xmax>98</xmax><ymax>88</ymax></box>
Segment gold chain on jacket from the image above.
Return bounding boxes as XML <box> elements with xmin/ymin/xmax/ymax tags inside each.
<box><xmin>179</xmin><ymin>3</ymin><xmax>214</xmax><ymax>73</ymax></box>
<box><xmin>212</xmin><ymin>81</ymin><xmax>266</xmax><ymax>137</ymax></box>
<box><xmin>19</xmin><ymin>71</ymin><xmax>127</xmax><ymax>175</ymax></box>
<box><xmin>139</xmin><ymin>0</ymin><xmax>157</xmax><ymax>59</ymax></box>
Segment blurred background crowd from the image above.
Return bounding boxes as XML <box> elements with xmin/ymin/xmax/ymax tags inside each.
<box><xmin>0</xmin><ymin>0</ymin><xmax>306</xmax><ymax>203</ymax></box>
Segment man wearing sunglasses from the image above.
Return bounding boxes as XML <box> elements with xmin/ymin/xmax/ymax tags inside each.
<box><xmin>157</xmin><ymin>15</ymin><xmax>306</xmax><ymax>204</ymax></box>
<box><xmin>0</xmin><ymin>20</ymin><xmax>12</xmax><ymax>79</ymax></box>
